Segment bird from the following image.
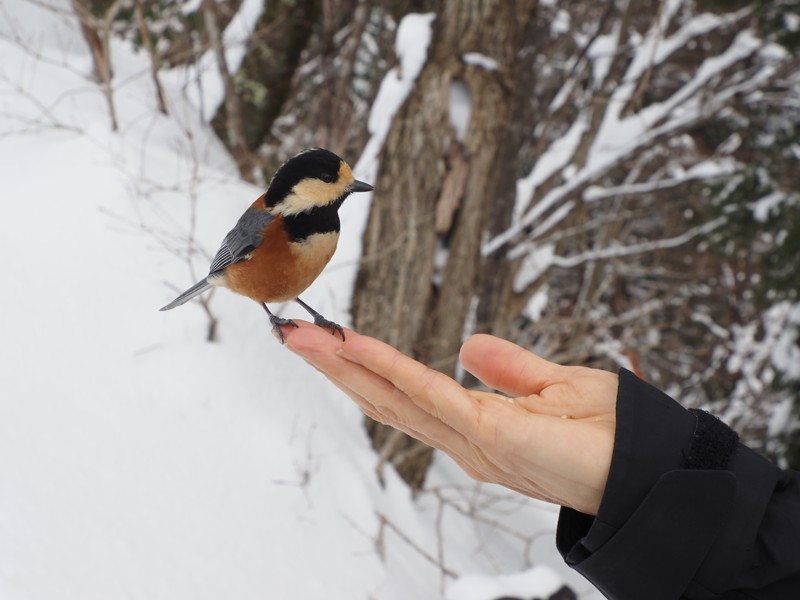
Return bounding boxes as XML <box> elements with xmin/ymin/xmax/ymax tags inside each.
<box><xmin>160</xmin><ymin>148</ymin><xmax>373</xmax><ymax>343</ymax></box>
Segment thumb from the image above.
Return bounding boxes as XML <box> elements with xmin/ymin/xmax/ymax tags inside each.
<box><xmin>459</xmin><ymin>334</ymin><xmax>563</xmax><ymax>397</ymax></box>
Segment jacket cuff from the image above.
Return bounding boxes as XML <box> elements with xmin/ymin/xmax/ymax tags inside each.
<box><xmin>556</xmin><ymin>369</ymin><xmax>782</xmax><ymax>599</ymax></box>
<box><xmin>560</xmin><ymin>470</ymin><xmax>735</xmax><ymax>600</ymax></box>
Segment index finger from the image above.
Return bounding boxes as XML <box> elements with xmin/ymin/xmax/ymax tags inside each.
<box><xmin>338</xmin><ymin>332</ymin><xmax>483</xmax><ymax>438</ymax></box>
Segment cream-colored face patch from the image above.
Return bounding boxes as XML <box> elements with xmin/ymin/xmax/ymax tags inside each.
<box><xmin>274</xmin><ymin>162</ymin><xmax>355</xmax><ymax>216</ymax></box>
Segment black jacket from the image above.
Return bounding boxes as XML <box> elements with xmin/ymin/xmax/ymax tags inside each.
<box><xmin>556</xmin><ymin>369</ymin><xmax>800</xmax><ymax>600</ymax></box>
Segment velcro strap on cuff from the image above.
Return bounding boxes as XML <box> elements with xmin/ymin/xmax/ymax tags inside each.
<box><xmin>685</xmin><ymin>409</ymin><xmax>739</xmax><ymax>470</ymax></box>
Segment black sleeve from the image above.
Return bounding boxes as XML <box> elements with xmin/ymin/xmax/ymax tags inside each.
<box><xmin>555</xmin><ymin>369</ymin><xmax>800</xmax><ymax>600</ymax></box>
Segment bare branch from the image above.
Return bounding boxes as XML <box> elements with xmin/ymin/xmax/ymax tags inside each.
<box><xmin>133</xmin><ymin>0</ymin><xmax>168</xmax><ymax>115</ymax></box>
<box><xmin>202</xmin><ymin>0</ymin><xmax>253</xmax><ymax>181</ymax></box>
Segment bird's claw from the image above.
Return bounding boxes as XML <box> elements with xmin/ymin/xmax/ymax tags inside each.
<box><xmin>269</xmin><ymin>315</ymin><xmax>299</xmax><ymax>344</ymax></box>
<box><xmin>313</xmin><ymin>316</ymin><xmax>345</xmax><ymax>341</ymax></box>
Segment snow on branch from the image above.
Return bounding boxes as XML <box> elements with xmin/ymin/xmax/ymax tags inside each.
<box><xmin>551</xmin><ymin>216</ymin><xmax>726</xmax><ymax>267</ymax></box>
<box><xmin>583</xmin><ymin>158</ymin><xmax>739</xmax><ymax>201</ymax></box>
<box><xmin>512</xmin><ymin>217</ymin><xmax>726</xmax><ymax>292</ymax></box>
<box><xmin>356</xmin><ymin>13</ymin><xmax>436</xmax><ymax>180</ymax></box>
<box><xmin>485</xmin><ymin>6</ymin><xmax>788</xmax><ymax>261</ymax></box>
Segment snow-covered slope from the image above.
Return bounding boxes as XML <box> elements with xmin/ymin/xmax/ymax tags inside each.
<box><xmin>0</xmin><ymin>2</ymin><xmax>598</xmax><ymax>598</ymax></box>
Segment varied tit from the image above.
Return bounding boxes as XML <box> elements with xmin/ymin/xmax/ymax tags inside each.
<box><xmin>160</xmin><ymin>148</ymin><xmax>373</xmax><ymax>343</ymax></box>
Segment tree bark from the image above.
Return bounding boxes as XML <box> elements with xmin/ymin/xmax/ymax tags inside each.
<box><xmin>352</xmin><ymin>0</ymin><xmax>538</xmax><ymax>490</ymax></box>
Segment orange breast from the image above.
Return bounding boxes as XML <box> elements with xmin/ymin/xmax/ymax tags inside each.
<box><xmin>222</xmin><ymin>215</ymin><xmax>339</xmax><ymax>303</ymax></box>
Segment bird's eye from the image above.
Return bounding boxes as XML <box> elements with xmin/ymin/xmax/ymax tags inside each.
<box><xmin>320</xmin><ymin>172</ymin><xmax>336</xmax><ymax>184</ymax></box>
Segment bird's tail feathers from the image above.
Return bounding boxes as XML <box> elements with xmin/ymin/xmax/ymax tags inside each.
<box><xmin>159</xmin><ymin>279</ymin><xmax>211</xmax><ymax>311</ymax></box>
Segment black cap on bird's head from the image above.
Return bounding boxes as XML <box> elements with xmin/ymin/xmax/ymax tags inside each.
<box><xmin>265</xmin><ymin>148</ymin><xmax>373</xmax><ymax>215</ymax></box>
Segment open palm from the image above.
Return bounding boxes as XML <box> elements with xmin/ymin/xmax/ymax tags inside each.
<box><xmin>284</xmin><ymin>324</ymin><xmax>617</xmax><ymax>515</ymax></box>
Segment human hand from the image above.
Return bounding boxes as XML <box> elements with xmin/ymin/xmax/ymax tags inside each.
<box><xmin>283</xmin><ymin>323</ymin><xmax>617</xmax><ymax>515</ymax></box>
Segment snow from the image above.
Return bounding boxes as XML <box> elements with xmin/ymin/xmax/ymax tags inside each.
<box><xmin>524</xmin><ymin>286</ymin><xmax>550</xmax><ymax>323</ymax></box>
<box><xmin>551</xmin><ymin>10</ymin><xmax>571</xmax><ymax>36</ymax></box>
<box><xmin>448</xmin><ymin>79</ymin><xmax>472</xmax><ymax>141</ymax></box>
<box><xmin>724</xmin><ymin>302</ymin><xmax>800</xmax><ymax>424</ymax></box>
<box><xmin>511</xmin><ymin>119</ymin><xmax>586</xmax><ymax>226</ymax></box>
<box><xmin>447</xmin><ymin>565</ymin><xmax>564</xmax><ymax>600</ymax></box>
<box><xmin>691</xmin><ymin>311</ymin><xmax>731</xmax><ymax>340</ymax></box>
<box><xmin>760</xmin><ymin>41</ymin><xmax>789</xmax><ymax>62</ymax></box>
<box><xmin>582</xmin><ymin>158</ymin><xmax>739</xmax><ymax>202</ymax></box>
<box><xmin>768</xmin><ymin>302</ymin><xmax>800</xmax><ymax>380</ymax></box>
<box><xmin>586</xmin><ymin>31</ymin><xmax>618</xmax><ymax>87</ymax></box>
<box><xmin>462</xmin><ymin>52</ymin><xmax>499</xmax><ymax>72</ymax></box>
<box><xmin>360</xmin><ymin>13</ymin><xmax>436</xmax><ymax>180</ymax></box>
<box><xmin>768</xmin><ymin>397</ymin><xmax>796</xmax><ymax>440</ymax></box>
<box><xmin>0</xmin><ymin>3</ymin><xmax>593</xmax><ymax>600</ymax></box>
<box><xmin>750</xmin><ymin>191</ymin><xmax>787</xmax><ymax>222</ymax></box>
<box><xmin>513</xmin><ymin>244</ymin><xmax>556</xmax><ymax>293</ymax></box>
<box><xmin>395</xmin><ymin>13</ymin><xmax>437</xmax><ymax>78</ymax></box>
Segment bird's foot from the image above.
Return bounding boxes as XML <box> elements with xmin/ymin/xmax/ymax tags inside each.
<box><xmin>312</xmin><ymin>315</ymin><xmax>345</xmax><ymax>341</ymax></box>
<box><xmin>269</xmin><ymin>315</ymin><xmax>299</xmax><ymax>344</ymax></box>
<box><xmin>293</xmin><ymin>298</ymin><xmax>346</xmax><ymax>341</ymax></box>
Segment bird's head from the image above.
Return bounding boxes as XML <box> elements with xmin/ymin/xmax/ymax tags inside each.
<box><xmin>265</xmin><ymin>148</ymin><xmax>373</xmax><ymax>216</ymax></box>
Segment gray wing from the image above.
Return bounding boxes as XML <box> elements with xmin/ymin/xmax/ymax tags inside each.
<box><xmin>208</xmin><ymin>208</ymin><xmax>274</xmax><ymax>276</ymax></box>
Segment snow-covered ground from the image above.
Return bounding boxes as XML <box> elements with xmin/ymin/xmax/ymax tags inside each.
<box><xmin>0</xmin><ymin>2</ymin><xmax>600</xmax><ymax>598</ymax></box>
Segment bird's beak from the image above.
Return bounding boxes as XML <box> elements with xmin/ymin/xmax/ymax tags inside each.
<box><xmin>350</xmin><ymin>180</ymin><xmax>374</xmax><ymax>193</ymax></box>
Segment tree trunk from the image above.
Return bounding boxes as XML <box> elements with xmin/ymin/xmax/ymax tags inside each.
<box><xmin>352</xmin><ymin>0</ymin><xmax>538</xmax><ymax>490</ymax></box>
